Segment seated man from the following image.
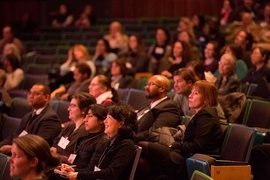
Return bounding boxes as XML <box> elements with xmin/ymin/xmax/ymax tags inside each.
<box><xmin>0</xmin><ymin>26</ymin><xmax>25</xmax><ymax>54</ymax></box>
<box><xmin>0</xmin><ymin>69</ymin><xmax>12</xmax><ymax>115</ymax></box>
<box><xmin>0</xmin><ymin>83</ymin><xmax>62</xmax><ymax>155</ymax></box>
<box><xmin>135</xmin><ymin>75</ymin><xmax>181</xmax><ymax>143</ymax></box>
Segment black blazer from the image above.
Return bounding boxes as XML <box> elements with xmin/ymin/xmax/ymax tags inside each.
<box><xmin>0</xmin><ymin>105</ymin><xmax>62</xmax><ymax>147</ymax></box>
<box><xmin>76</xmin><ymin>137</ymin><xmax>136</xmax><ymax>180</ymax></box>
<box><xmin>170</xmin><ymin>107</ymin><xmax>222</xmax><ymax>163</ymax></box>
<box><xmin>135</xmin><ymin>97</ymin><xmax>181</xmax><ymax>142</ymax></box>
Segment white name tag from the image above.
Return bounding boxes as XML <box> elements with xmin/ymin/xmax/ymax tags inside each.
<box><xmin>68</xmin><ymin>154</ymin><xmax>77</xmax><ymax>164</ymax></box>
<box><xmin>94</xmin><ymin>166</ymin><xmax>101</xmax><ymax>171</ymax></box>
<box><xmin>155</xmin><ymin>47</ymin><xmax>164</xmax><ymax>54</ymax></box>
<box><xmin>58</xmin><ymin>136</ymin><xmax>70</xmax><ymax>150</ymax></box>
<box><xmin>19</xmin><ymin>130</ymin><xmax>28</xmax><ymax>137</ymax></box>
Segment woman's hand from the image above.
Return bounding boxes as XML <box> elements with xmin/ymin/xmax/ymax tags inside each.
<box><xmin>67</xmin><ymin>172</ymin><xmax>78</xmax><ymax>180</ymax></box>
<box><xmin>61</xmin><ymin>164</ymin><xmax>75</xmax><ymax>173</ymax></box>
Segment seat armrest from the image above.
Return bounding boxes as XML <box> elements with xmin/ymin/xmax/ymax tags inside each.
<box><xmin>215</xmin><ymin>160</ymin><xmax>248</xmax><ymax>166</ymax></box>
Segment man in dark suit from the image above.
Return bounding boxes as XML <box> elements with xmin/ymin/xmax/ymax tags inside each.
<box><xmin>0</xmin><ymin>83</ymin><xmax>62</xmax><ymax>154</ymax></box>
<box><xmin>135</xmin><ymin>75</ymin><xmax>181</xmax><ymax>142</ymax></box>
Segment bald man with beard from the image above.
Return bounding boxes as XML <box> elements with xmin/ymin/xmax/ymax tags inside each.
<box><xmin>135</xmin><ymin>75</ymin><xmax>181</xmax><ymax>143</ymax></box>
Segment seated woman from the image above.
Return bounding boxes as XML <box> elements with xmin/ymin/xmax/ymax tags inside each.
<box><xmin>2</xmin><ymin>43</ymin><xmax>21</xmax><ymax>62</ymax></box>
<box><xmin>138</xmin><ymin>80</ymin><xmax>222</xmax><ymax>180</ymax></box>
<box><xmin>52</xmin><ymin>4</ymin><xmax>74</xmax><ymax>28</ymax></box>
<box><xmin>63</xmin><ymin>102</ymin><xmax>137</xmax><ymax>180</ymax></box>
<box><xmin>148</xmin><ymin>28</ymin><xmax>172</xmax><ymax>74</ymax></box>
<box><xmin>88</xmin><ymin>75</ymin><xmax>118</xmax><ymax>106</ymax></box>
<box><xmin>110</xmin><ymin>58</ymin><xmax>136</xmax><ymax>90</ymax></box>
<box><xmin>51</xmin><ymin>63</ymin><xmax>92</xmax><ymax>101</ymax></box>
<box><xmin>92</xmin><ymin>38</ymin><xmax>117</xmax><ymax>75</ymax></box>
<box><xmin>48</xmin><ymin>104</ymin><xmax>108</xmax><ymax>180</ymax></box>
<box><xmin>119</xmin><ymin>35</ymin><xmax>149</xmax><ymax>76</ymax></box>
<box><xmin>215</xmin><ymin>53</ymin><xmax>240</xmax><ymax>96</ymax></box>
<box><xmin>10</xmin><ymin>134</ymin><xmax>60</xmax><ymax>180</ymax></box>
<box><xmin>203</xmin><ymin>41</ymin><xmax>219</xmax><ymax>73</ymax></box>
<box><xmin>161</xmin><ymin>40</ymin><xmax>192</xmax><ymax>78</ymax></box>
<box><xmin>50</xmin><ymin>92</ymin><xmax>96</xmax><ymax>160</ymax></box>
<box><xmin>2</xmin><ymin>54</ymin><xmax>24</xmax><ymax>91</ymax></box>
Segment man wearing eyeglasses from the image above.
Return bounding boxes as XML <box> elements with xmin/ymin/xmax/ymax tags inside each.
<box><xmin>135</xmin><ymin>75</ymin><xmax>181</xmax><ymax>143</ymax></box>
<box><xmin>0</xmin><ymin>83</ymin><xmax>62</xmax><ymax>155</ymax></box>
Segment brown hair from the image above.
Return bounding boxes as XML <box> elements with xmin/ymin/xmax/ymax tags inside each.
<box><xmin>173</xmin><ymin>68</ymin><xmax>198</xmax><ymax>84</ymax></box>
<box><xmin>192</xmin><ymin>80</ymin><xmax>218</xmax><ymax>107</ymax></box>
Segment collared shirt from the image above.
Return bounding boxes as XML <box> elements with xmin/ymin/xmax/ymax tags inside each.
<box><xmin>34</xmin><ymin>106</ymin><xmax>46</xmax><ymax>115</ymax></box>
<box><xmin>150</xmin><ymin>96</ymin><xmax>167</xmax><ymax>109</ymax></box>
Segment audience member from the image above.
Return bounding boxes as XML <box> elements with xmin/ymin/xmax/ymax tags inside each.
<box><xmin>186</xmin><ymin>60</ymin><xmax>206</xmax><ymax>80</ymax></box>
<box><xmin>50</xmin><ymin>92</ymin><xmax>96</xmax><ymax>159</ymax></box>
<box><xmin>148</xmin><ymin>28</ymin><xmax>172</xmax><ymax>74</ymax></box>
<box><xmin>2</xmin><ymin>54</ymin><xmax>24</xmax><ymax>91</ymax></box>
<box><xmin>224</xmin><ymin>43</ymin><xmax>248</xmax><ymax>80</ymax></box>
<box><xmin>0</xmin><ymin>69</ymin><xmax>12</xmax><ymax>115</ymax></box>
<box><xmin>64</xmin><ymin>102</ymin><xmax>137</xmax><ymax>180</ymax></box>
<box><xmin>203</xmin><ymin>42</ymin><xmax>219</xmax><ymax>73</ymax></box>
<box><xmin>10</xmin><ymin>134</ymin><xmax>60</xmax><ymax>180</ymax></box>
<box><xmin>0</xmin><ymin>83</ymin><xmax>62</xmax><ymax>154</ymax></box>
<box><xmin>191</xmin><ymin>13</ymin><xmax>206</xmax><ymax>40</ymax></box>
<box><xmin>75</xmin><ymin>13</ymin><xmax>90</xmax><ymax>28</ymax></box>
<box><xmin>51</xmin><ymin>63</ymin><xmax>92</xmax><ymax>101</ymax></box>
<box><xmin>82</xmin><ymin>5</ymin><xmax>96</xmax><ymax>25</ymax></box>
<box><xmin>250</xmin><ymin>144</ymin><xmax>270</xmax><ymax>180</ymax></box>
<box><xmin>219</xmin><ymin>0</ymin><xmax>237</xmax><ymax>25</ymax></box>
<box><xmin>176</xmin><ymin>17</ymin><xmax>196</xmax><ymax>42</ymax></box>
<box><xmin>12</xmin><ymin>12</ymin><xmax>37</xmax><ymax>37</ymax></box>
<box><xmin>2</xmin><ymin>43</ymin><xmax>21</xmax><ymax>62</ymax></box>
<box><xmin>92</xmin><ymin>38</ymin><xmax>117</xmax><ymax>75</ymax></box>
<box><xmin>161</xmin><ymin>40</ymin><xmax>192</xmax><ymax>78</ymax></box>
<box><xmin>52</xmin><ymin>4</ymin><xmax>74</xmax><ymax>28</ymax></box>
<box><xmin>48</xmin><ymin>104</ymin><xmax>108</xmax><ymax>180</ymax></box>
<box><xmin>215</xmin><ymin>53</ymin><xmax>240</xmax><ymax>96</ymax></box>
<box><xmin>235</xmin><ymin>0</ymin><xmax>261</xmax><ymax>21</ymax></box>
<box><xmin>138</xmin><ymin>80</ymin><xmax>222</xmax><ymax>180</ymax></box>
<box><xmin>135</xmin><ymin>75</ymin><xmax>180</xmax><ymax>142</ymax></box>
<box><xmin>119</xmin><ymin>35</ymin><xmax>149</xmax><ymax>76</ymax></box>
<box><xmin>0</xmin><ymin>26</ymin><xmax>25</xmax><ymax>54</ymax></box>
<box><xmin>110</xmin><ymin>58</ymin><xmax>136</xmax><ymax>89</ymax></box>
<box><xmin>88</xmin><ymin>75</ymin><xmax>118</xmax><ymax>106</ymax></box>
<box><xmin>257</xmin><ymin>3</ymin><xmax>270</xmax><ymax>27</ymax></box>
<box><xmin>173</xmin><ymin>68</ymin><xmax>197</xmax><ymax>116</ymax></box>
<box><xmin>103</xmin><ymin>21</ymin><xmax>128</xmax><ymax>54</ymax></box>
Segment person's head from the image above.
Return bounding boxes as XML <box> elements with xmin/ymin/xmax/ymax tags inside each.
<box><xmin>155</xmin><ymin>28</ymin><xmax>170</xmax><ymax>46</ymax></box>
<box><xmin>10</xmin><ymin>134</ymin><xmax>60</xmax><ymax>179</ymax></box>
<box><xmin>222</xmin><ymin>0</ymin><xmax>235</xmax><ymax>11</ymax></box>
<box><xmin>189</xmin><ymin>80</ymin><xmax>218</xmax><ymax>112</ymax></box>
<box><xmin>241</xmin><ymin>12</ymin><xmax>253</xmax><ymax>27</ymax></box>
<box><xmin>27</xmin><ymin>83</ymin><xmax>51</xmax><ymax>110</ymax></box>
<box><xmin>3</xmin><ymin>43</ymin><xmax>21</xmax><ymax>60</ymax></box>
<box><xmin>234</xmin><ymin>30</ymin><xmax>253</xmax><ymax>51</ymax></box>
<box><xmin>128</xmin><ymin>35</ymin><xmax>145</xmax><ymax>54</ymax></box>
<box><xmin>2</xmin><ymin>26</ymin><xmax>14</xmax><ymax>41</ymax></box>
<box><xmin>59</xmin><ymin>4</ymin><xmax>68</xmax><ymax>15</ymax></box>
<box><xmin>263</xmin><ymin>4</ymin><xmax>270</xmax><ymax>18</ymax></box>
<box><xmin>225</xmin><ymin>43</ymin><xmax>243</xmax><ymax>60</ymax></box>
<box><xmin>73</xmin><ymin>44</ymin><xmax>90</xmax><ymax>61</ymax></box>
<box><xmin>243</xmin><ymin>0</ymin><xmax>253</xmax><ymax>8</ymax></box>
<box><xmin>68</xmin><ymin>92</ymin><xmax>96</xmax><ymax>121</ymax></box>
<box><xmin>110</xmin><ymin>21</ymin><xmax>122</xmax><ymax>35</ymax></box>
<box><xmin>172</xmin><ymin>40</ymin><xmax>191</xmax><ymax>61</ymax></box>
<box><xmin>96</xmin><ymin>39</ymin><xmax>111</xmax><ymax>54</ymax></box>
<box><xmin>204</xmin><ymin>41</ymin><xmax>219</xmax><ymax>59</ymax></box>
<box><xmin>0</xmin><ymin>69</ymin><xmax>7</xmax><ymax>87</ymax></box>
<box><xmin>145</xmin><ymin>75</ymin><xmax>170</xmax><ymax>101</ymax></box>
<box><xmin>3</xmin><ymin>54</ymin><xmax>20</xmax><ymax>73</ymax></box>
<box><xmin>73</xmin><ymin>62</ymin><xmax>91</xmax><ymax>82</ymax></box>
<box><xmin>178</xmin><ymin>17</ymin><xmax>192</xmax><ymax>31</ymax></box>
<box><xmin>173</xmin><ymin>68</ymin><xmax>197</xmax><ymax>95</ymax></box>
<box><xmin>177</xmin><ymin>30</ymin><xmax>195</xmax><ymax>45</ymax></box>
<box><xmin>218</xmin><ymin>53</ymin><xmax>236</xmax><ymax>76</ymax></box>
<box><xmin>104</xmin><ymin>102</ymin><xmax>137</xmax><ymax>139</ymax></box>
<box><xmin>191</xmin><ymin>14</ymin><xmax>205</xmax><ymax>28</ymax></box>
<box><xmin>89</xmin><ymin>75</ymin><xmax>111</xmax><ymax>98</ymax></box>
<box><xmin>110</xmin><ymin>58</ymin><xmax>127</xmax><ymax>76</ymax></box>
<box><xmin>186</xmin><ymin>60</ymin><xmax>205</xmax><ymax>80</ymax></box>
<box><xmin>84</xmin><ymin>104</ymin><xmax>107</xmax><ymax>132</ymax></box>
<box><xmin>251</xmin><ymin>47</ymin><xmax>268</xmax><ymax>68</ymax></box>
<box><xmin>83</xmin><ymin>5</ymin><xmax>92</xmax><ymax>16</ymax></box>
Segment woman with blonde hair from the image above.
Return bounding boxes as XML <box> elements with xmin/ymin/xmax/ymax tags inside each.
<box><xmin>9</xmin><ymin>134</ymin><xmax>60</xmax><ymax>180</ymax></box>
<box><xmin>2</xmin><ymin>43</ymin><xmax>21</xmax><ymax>61</ymax></box>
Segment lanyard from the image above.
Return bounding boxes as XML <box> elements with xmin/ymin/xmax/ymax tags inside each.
<box><xmin>73</xmin><ymin>133</ymin><xmax>104</xmax><ymax>154</ymax></box>
<box><xmin>97</xmin><ymin>144</ymin><xmax>114</xmax><ymax>168</ymax></box>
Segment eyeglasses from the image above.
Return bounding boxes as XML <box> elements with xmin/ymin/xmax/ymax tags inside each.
<box><xmin>27</xmin><ymin>91</ymin><xmax>42</xmax><ymax>96</ymax></box>
<box><xmin>145</xmin><ymin>82</ymin><xmax>163</xmax><ymax>87</ymax></box>
<box><xmin>68</xmin><ymin>104</ymin><xmax>78</xmax><ymax>108</ymax></box>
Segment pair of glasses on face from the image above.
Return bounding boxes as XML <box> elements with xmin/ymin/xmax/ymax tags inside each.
<box><xmin>145</xmin><ymin>82</ymin><xmax>163</xmax><ymax>88</ymax></box>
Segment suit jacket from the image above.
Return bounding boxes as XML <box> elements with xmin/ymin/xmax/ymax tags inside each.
<box><xmin>215</xmin><ymin>72</ymin><xmax>240</xmax><ymax>96</ymax></box>
<box><xmin>135</xmin><ymin>97</ymin><xmax>181</xmax><ymax>142</ymax></box>
<box><xmin>0</xmin><ymin>105</ymin><xmax>62</xmax><ymax>147</ymax></box>
<box><xmin>76</xmin><ymin>137</ymin><xmax>136</xmax><ymax>180</ymax></box>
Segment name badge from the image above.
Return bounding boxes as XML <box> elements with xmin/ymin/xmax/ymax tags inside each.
<box><xmin>58</xmin><ymin>136</ymin><xmax>70</xmax><ymax>149</ymax></box>
<box><xmin>94</xmin><ymin>166</ymin><xmax>101</xmax><ymax>171</ymax></box>
<box><xmin>155</xmin><ymin>47</ymin><xmax>164</xmax><ymax>54</ymax></box>
<box><xmin>68</xmin><ymin>154</ymin><xmax>77</xmax><ymax>164</ymax></box>
<box><xmin>19</xmin><ymin>130</ymin><xmax>28</xmax><ymax>137</ymax></box>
